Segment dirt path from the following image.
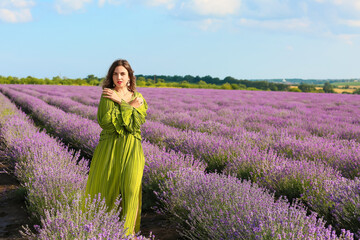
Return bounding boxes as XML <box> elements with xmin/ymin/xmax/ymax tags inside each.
<box><xmin>141</xmin><ymin>210</ymin><xmax>182</xmax><ymax>240</ymax></box>
<box><xmin>0</xmin><ymin>159</ymin><xmax>29</xmax><ymax>240</ymax></box>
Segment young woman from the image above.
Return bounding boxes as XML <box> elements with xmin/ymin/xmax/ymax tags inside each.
<box><xmin>85</xmin><ymin>59</ymin><xmax>148</xmax><ymax>237</ymax></box>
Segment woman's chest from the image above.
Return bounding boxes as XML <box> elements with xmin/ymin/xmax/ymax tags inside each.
<box><xmin>122</xmin><ymin>94</ymin><xmax>135</xmax><ymax>103</ymax></box>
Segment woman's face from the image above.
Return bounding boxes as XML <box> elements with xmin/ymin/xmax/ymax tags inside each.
<box><xmin>112</xmin><ymin>65</ymin><xmax>130</xmax><ymax>89</ymax></box>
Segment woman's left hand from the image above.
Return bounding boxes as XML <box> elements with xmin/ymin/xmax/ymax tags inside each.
<box><xmin>102</xmin><ymin>88</ymin><xmax>122</xmax><ymax>104</ymax></box>
<box><xmin>129</xmin><ymin>97</ymin><xmax>144</xmax><ymax>108</ymax></box>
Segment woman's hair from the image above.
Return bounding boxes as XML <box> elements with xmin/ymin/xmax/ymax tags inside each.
<box><xmin>102</xmin><ymin>59</ymin><xmax>136</xmax><ymax>92</ymax></box>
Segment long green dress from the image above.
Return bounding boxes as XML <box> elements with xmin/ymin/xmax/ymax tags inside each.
<box><xmin>85</xmin><ymin>90</ymin><xmax>148</xmax><ymax>236</ymax></box>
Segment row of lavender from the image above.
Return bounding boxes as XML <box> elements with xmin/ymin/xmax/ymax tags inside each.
<box><xmin>5</xmin><ymin>84</ymin><xmax>360</xmax><ymax>237</ymax></box>
<box><xmin>0</xmin><ymin>92</ymin><xmax>152</xmax><ymax>239</ymax></box>
<box><xmin>16</xmin><ymin>85</ymin><xmax>360</xmax><ymax>180</ymax></box>
<box><xmin>21</xmin><ymin>84</ymin><xmax>360</xmax><ymax>142</ymax></box>
<box><xmin>0</xmin><ymin>85</ymin><xmax>355</xmax><ymax>239</ymax></box>
<box><xmin>10</xmin><ymin>85</ymin><xmax>360</xmax><ymax>178</ymax></box>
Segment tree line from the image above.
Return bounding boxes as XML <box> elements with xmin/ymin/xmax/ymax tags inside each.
<box><xmin>0</xmin><ymin>75</ymin><xmax>359</xmax><ymax>94</ymax></box>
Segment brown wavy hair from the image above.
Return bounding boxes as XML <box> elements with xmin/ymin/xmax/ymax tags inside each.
<box><xmin>102</xmin><ymin>59</ymin><xmax>136</xmax><ymax>92</ymax></box>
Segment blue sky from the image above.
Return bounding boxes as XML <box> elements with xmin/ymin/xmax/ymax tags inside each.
<box><xmin>1</xmin><ymin>0</ymin><xmax>360</xmax><ymax>80</ymax></box>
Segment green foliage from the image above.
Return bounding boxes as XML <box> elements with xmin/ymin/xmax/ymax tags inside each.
<box><xmin>288</xmin><ymin>87</ymin><xmax>301</xmax><ymax>92</ymax></box>
<box><xmin>353</xmin><ymin>88</ymin><xmax>360</xmax><ymax>95</ymax></box>
<box><xmin>221</xmin><ymin>83</ymin><xmax>232</xmax><ymax>90</ymax></box>
<box><xmin>0</xmin><ymin>75</ymin><xmax>102</xmax><ymax>86</ymax></box>
<box><xmin>314</xmin><ymin>89</ymin><xmax>325</xmax><ymax>93</ymax></box>
<box><xmin>298</xmin><ymin>83</ymin><xmax>316</xmax><ymax>92</ymax></box>
<box><xmin>137</xmin><ymin>74</ymin><xmax>290</xmax><ymax>91</ymax></box>
<box><xmin>323</xmin><ymin>82</ymin><xmax>335</xmax><ymax>93</ymax></box>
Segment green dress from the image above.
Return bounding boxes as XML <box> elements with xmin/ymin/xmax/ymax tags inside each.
<box><xmin>85</xmin><ymin>90</ymin><xmax>148</xmax><ymax>236</ymax></box>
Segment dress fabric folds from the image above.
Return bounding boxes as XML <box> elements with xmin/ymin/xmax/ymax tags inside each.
<box><xmin>84</xmin><ymin>91</ymin><xmax>148</xmax><ymax>236</ymax></box>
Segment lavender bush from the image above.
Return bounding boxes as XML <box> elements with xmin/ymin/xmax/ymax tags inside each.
<box><xmin>304</xmin><ymin>177</ymin><xmax>360</xmax><ymax>238</ymax></box>
<box><xmin>21</xmin><ymin>193</ymin><xmax>152</xmax><ymax>240</ymax></box>
<box><xmin>142</xmin><ymin>141</ymin><xmax>206</xmax><ymax>208</ymax></box>
<box><xmin>156</xmin><ymin>168</ymin><xmax>354</xmax><ymax>239</ymax></box>
<box><xmin>0</xmin><ymin>86</ymin><xmax>100</xmax><ymax>158</ymax></box>
<box><xmin>0</xmin><ymin>92</ymin><xmax>151</xmax><ymax>239</ymax></box>
<box><xmin>3</xmin><ymin>84</ymin><xmax>360</xmax><ymax>237</ymax></box>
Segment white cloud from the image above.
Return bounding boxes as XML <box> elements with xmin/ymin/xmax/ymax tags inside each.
<box><xmin>98</xmin><ymin>0</ymin><xmax>106</xmax><ymax>7</ymax></box>
<box><xmin>187</xmin><ymin>0</ymin><xmax>241</xmax><ymax>16</ymax></box>
<box><xmin>0</xmin><ymin>0</ymin><xmax>35</xmax><ymax>23</ymax></box>
<box><xmin>336</xmin><ymin>33</ymin><xmax>360</xmax><ymax>44</ymax></box>
<box><xmin>0</xmin><ymin>8</ymin><xmax>32</xmax><ymax>22</ymax></box>
<box><xmin>340</xmin><ymin>19</ymin><xmax>360</xmax><ymax>27</ymax></box>
<box><xmin>98</xmin><ymin>0</ymin><xmax>126</xmax><ymax>7</ymax></box>
<box><xmin>238</xmin><ymin>18</ymin><xmax>311</xmax><ymax>31</ymax></box>
<box><xmin>144</xmin><ymin>0</ymin><xmax>241</xmax><ymax>16</ymax></box>
<box><xmin>0</xmin><ymin>0</ymin><xmax>35</xmax><ymax>8</ymax></box>
<box><xmin>197</xmin><ymin>18</ymin><xmax>224</xmax><ymax>31</ymax></box>
<box><xmin>314</xmin><ymin>0</ymin><xmax>360</xmax><ymax>11</ymax></box>
<box><xmin>55</xmin><ymin>0</ymin><xmax>93</xmax><ymax>14</ymax></box>
<box><xmin>147</xmin><ymin>0</ymin><xmax>175</xmax><ymax>9</ymax></box>
<box><xmin>240</xmin><ymin>0</ymin><xmax>293</xmax><ymax>19</ymax></box>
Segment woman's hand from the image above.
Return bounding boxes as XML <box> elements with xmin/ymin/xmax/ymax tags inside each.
<box><xmin>129</xmin><ymin>97</ymin><xmax>144</xmax><ymax>108</ymax></box>
<box><xmin>102</xmin><ymin>88</ymin><xmax>122</xmax><ymax>104</ymax></box>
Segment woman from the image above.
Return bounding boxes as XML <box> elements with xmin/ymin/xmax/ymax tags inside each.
<box><xmin>84</xmin><ymin>59</ymin><xmax>148</xmax><ymax>237</ymax></box>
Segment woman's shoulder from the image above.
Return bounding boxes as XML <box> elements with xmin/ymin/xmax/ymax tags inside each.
<box><xmin>134</xmin><ymin>91</ymin><xmax>144</xmax><ymax>98</ymax></box>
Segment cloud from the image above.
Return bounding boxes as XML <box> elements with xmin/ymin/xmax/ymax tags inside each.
<box><xmin>186</xmin><ymin>0</ymin><xmax>241</xmax><ymax>16</ymax></box>
<box><xmin>0</xmin><ymin>0</ymin><xmax>35</xmax><ymax>23</ymax></box>
<box><xmin>314</xmin><ymin>0</ymin><xmax>360</xmax><ymax>11</ymax></box>
<box><xmin>98</xmin><ymin>0</ymin><xmax>126</xmax><ymax>7</ymax></box>
<box><xmin>336</xmin><ymin>33</ymin><xmax>360</xmax><ymax>44</ymax></box>
<box><xmin>340</xmin><ymin>19</ymin><xmax>360</xmax><ymax>27</ymax></box>
<box><xmin>240</xmin><ymin>0</ymin><xmax>293</xmax><ymax>19</ymax></box>
<box><xmin>0</xmin><ymin>8</ymin><xmax>32</xmax><ymax>22</ymax></box>
<box><xmin>196</xmin><ymin>18</ymin><xmax>224</xmax><ymax>31</ymax></box>
<box><xmin>147</xmin><ymin>0</ymin><xmax>175</xmax><ymax>9</ymax></box>
<box><xmin>55</xmin><ymin>0</ymin><xmax>93</xmax><ymax>14</ymax></box>
<box><xmin>144</xmin><ymin>0</ymin><xmax>241</xmax><ymax>16</ymax></box>
<box><xmin>237</xmin><ymin>18</ymin><xmax>311</xmax><ymax>31</ymax></box>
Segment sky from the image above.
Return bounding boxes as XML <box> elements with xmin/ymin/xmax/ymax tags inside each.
<box><xmin>1</xmin><ymin>0</ymin><xmax>360</xmax><ymax>80</ymax></box>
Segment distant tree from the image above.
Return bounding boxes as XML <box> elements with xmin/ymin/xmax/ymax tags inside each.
<box><xmin>323</xmin><ymin>82</ymin><xmax>335</xmax><ymax>93</ymax></box>
<box><xmin>184</xmin><ymin>75</ymin><xmax>195</xmax><ymax>83</ymax></box>
<box><xmin>298</xmin><ymin>83</ymin><xmax>316</xmax><ymax>92</ymax></box>
<box><xmin>353</xmin><ymin>88</ymin><xmax>360</xmax><ymax>95</ymax></box>
<box><xmin>180</xmin><ymin>80</ymin><xmax>190</xmax><ymax>88</ymax></box>
<box><xmin>156</xmin><ymin>78</ymin><xmax>165</xmax><ymax>83</ymax></box>
<box><xmin>315</xmin><ymin>89</ymin><xmax>325</xmax><ymax>93</ymax></box>
<box><xmin>224</xmin><ymin>76</ymin><xmax>236</xmax><ymax>83</ymax></box>
<box><xmin>136</xmin><ymin>76</ymin><xmax>146</xmax><ymax>87</ymax></box>
<box><xmin>89</xmin><ymin>80</ymin><xmax>100</xmax><ymax>86</ymax></box>
<box><xmin>198</xmin><ymin>80</ymin><xmax>208</xmax><ymax>88</ymax></box>
<box><xmin>146</xmin><ymin>78</ymin><xmax>155</xmax><ymax>86</ymax></box>
<box><xmin>221</xmin><ymin>83</ymin><xmax>232</xmax><ymax>90</ymax></box>
<box><xmin>289</xmin><ymin>87</ymin><xmax>301</xmax><ymax>92</ymax></box>
<box><xmin>230</xmin><ymin>83</ymin><xmax>241</xmax><ymax>90</ymax></box>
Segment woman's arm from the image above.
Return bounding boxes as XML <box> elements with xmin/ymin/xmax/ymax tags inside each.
<box><xmin>97</xmin><ymin>94</ymin><xmax>116</xmax><ymax>130</ymax></box>
<box><xmin>120</xmin><ymin>93</ymin><xmax>148</xmax><ymax>133</ymax></box>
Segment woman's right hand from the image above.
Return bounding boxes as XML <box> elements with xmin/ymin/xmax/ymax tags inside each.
<box><xmin>129</xmin><ymin>97</ymin><xmax>144</xmax><ymax>108</ymax></box>
<box><xmin>102</xmin><ymin>88</ymin><xmax>122</xmax><ymax>104</ymax></box>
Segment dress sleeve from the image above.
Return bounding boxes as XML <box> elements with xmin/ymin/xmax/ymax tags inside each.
<box><xmin>97</xmin><ymin>94</ymin><xmax>123</xmax><ymax>134</ymax></box>
<box><xmin>120</xmin><ymin>93</ymin><xmax>148</xmax><ymax>133</ymax></box>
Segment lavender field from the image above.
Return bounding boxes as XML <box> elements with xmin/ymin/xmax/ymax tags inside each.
<box><xmin>0</xmin><ymin>84</ymin><xmax>359</xmax><ymax>239</ymax></box>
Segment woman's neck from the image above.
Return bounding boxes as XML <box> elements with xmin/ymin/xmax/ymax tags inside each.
<box><xmin>114</xmin><ymin>86</ymin><xmax>129</xmax><ymax>95</ymax></box>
